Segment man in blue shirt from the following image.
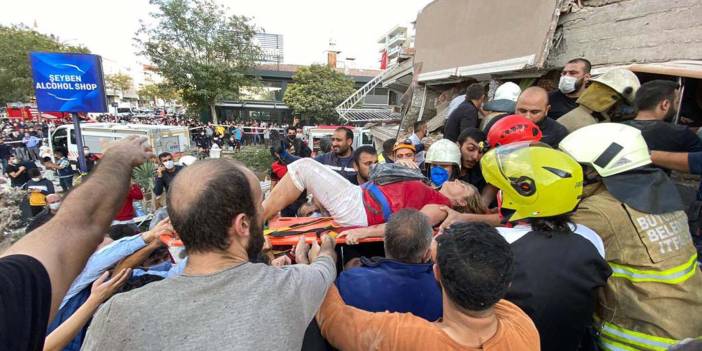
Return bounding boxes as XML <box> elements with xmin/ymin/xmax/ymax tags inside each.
<box><xmin>336</xmin><ymin>208</ymin><xmax>442</xmax><ymax>321</ymax></box>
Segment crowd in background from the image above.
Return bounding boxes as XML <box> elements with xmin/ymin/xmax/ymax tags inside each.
<box><xmin>3</xmin><ymin>56</ymin><xmax>702</xmax><ymax>351</ymax></box>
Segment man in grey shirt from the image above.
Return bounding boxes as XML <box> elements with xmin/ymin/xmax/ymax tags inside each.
<box><xmin>82</xmin><ymin>159</ymin><xmax>337</xmax><ymax>350</ymax></box>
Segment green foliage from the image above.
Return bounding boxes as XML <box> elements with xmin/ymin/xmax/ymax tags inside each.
<box><xmin>0</xmin><ymin>24</ymin><xmax>89</xmax><ymax>104</ymax></box>
<box><xmin>105</xmin><ymin>73</ymin><xmax>133</xmax><ymax>95</ymax></box>
<box><xmin>283</xmin><ymin>64</ymin><xmax>355</xmax><ymax>124</ymax></box>
<box><xmin>229</xmin><ymin>146</ymin><xmax>272</xmax><ymax>179</ymax></box>
<box><xmin>139</xmin><ymin>82</ymin><xmax>182</xmax><ymax>105</ymax></box>
<box><xmin>132</xmin><ymin>162</ymin><xmax>156</xmax><ymax>194</ymax></box>
<box><xmin>136</xmin><ymin>0</ymin><xmax>262</xmax><ymax>122</ymax></box>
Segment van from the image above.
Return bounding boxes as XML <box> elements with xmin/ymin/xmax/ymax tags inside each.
<box><xmin>49</xmin><ymin>123</ymin><xmax>191</xmax><ymax>162</ymax></box>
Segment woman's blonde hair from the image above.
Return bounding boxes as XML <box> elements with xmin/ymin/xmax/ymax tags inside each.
<box><xmin>453</xmin><ymin>181</ymin><xmax>488</xmax><ymax>214</ymax></box>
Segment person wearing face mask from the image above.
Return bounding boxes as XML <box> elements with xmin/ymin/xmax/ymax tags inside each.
<box><xmin>424</xmin><ymin>139</ymin><xmax>461</xmax><ymax>188</ymax></box>
<box><xmin>549</xmin><ymin>58</ymin><xmax>592</xmax><ymax>120</ymax></box>
<box><xmin>154</xmin><ymin>152</ymin><xmax>183</xmax><ymax>197</ymax></box>
<box><xmin>623</xmin><ymin>80</ymin><xmax>702</xmax><ymax>156</ymax></box>
<box><xmin>558</xmin><ymin>68</ymin><xmax>641</xmax><ymax>133</ymax></box>
<box><xmin>23</xmin><ymin>167</ymin><xmax>55</xmax><ymax>216</ymax></box>
<box><xmin>25</xmin><ymin>194</ymin><xmax>62</xmax><ymax>233</ymax></box>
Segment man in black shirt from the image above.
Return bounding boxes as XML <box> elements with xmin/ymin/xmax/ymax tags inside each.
<box><xmin>444</xmin><ymin>83</ymin><xmax>485</xmax><ymax>142</ymax></box>
<box><xmin>624</xmin><ymin>79</ymin><xmax>702</xmax><ymax>153</ymax></box>
<box><xmin>0</xmin><ymin>136</ymin><xmax>153</xmax><ymax>351</ymax></box>
<box><xmin>5</xmin><ymin>154</ymin><xmax>37</xmax><ymax>188</ymax></box>
<box><xmin>549</xmin><ymin>58</ymin><xmax>592</xmax><ymax>120</ymax></box>
<box><xmin>516</xmin><ymin>87</ymin><xmax>569</xmax><ymax>147</ymax></box>
<box><xmin>154</xmin><ymin>152</ymin><xmax>183</xmax><ymax>196</ymax></box>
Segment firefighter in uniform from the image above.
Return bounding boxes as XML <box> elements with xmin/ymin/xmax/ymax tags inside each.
<box><xmin>560</xmin><ymin>123</ymin><xmax>702</xmax><ymax>351</ymax></box>
<box><xmin>481</xmin><ymin>143</ymin><xmax>611</xmax><ymax>351</ymax></box>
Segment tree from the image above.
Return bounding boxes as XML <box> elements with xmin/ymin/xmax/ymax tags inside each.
<box><xmin>138</xmin><ymin>83</ymin><xmax>160</xmax><ymax>105</ymax></box>
<box><xmin>105</xmin><ymin>73</ymin><xmax>133</xmax><ymax>96</ymax></box>
<box><xmin>138</xmin><ymin>82</ymin><xmax>182</xmax><ymax>106</ymax></box>
<box><xmin>0</xmin><ymin>24</ymin><xmax>89</xmax><ymax>104</ymax></box>
<box><xmin>136</xmin><ymin>0</ymin><xmax>262</xmax><ymax>123</ymax></box>
<box><xmin>283</xmin><ymin>64</ymin><xmax>355</xmax><ymax>124</ymax></box>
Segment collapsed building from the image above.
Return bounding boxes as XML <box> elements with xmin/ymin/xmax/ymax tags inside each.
<box><xmin>336</xmin><ymin>0</ymin><xmax>702</xmax><ymax>145</ymax></box>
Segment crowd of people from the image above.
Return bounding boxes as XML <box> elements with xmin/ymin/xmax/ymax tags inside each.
<box><xmin>2</xmin><ymin>56</ymin><xmax>702</xmax><ymax>351</ymax></box>
<box><xmin>94</xmin><ymin>113</ymin><xmax>289</xmax><ymax>152</ymax></box>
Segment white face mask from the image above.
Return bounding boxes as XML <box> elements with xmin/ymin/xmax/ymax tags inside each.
<box><xmin>163</xmin><ymin>160</ymin><xmax>175</xmax><ymax>169</ymax></box>
<box><xmin>48</xmin><ymin>202</ymin><xmax>61</xmax><ymax>211</ymax></box>
<box><xmin>558</xmin><ymin>75</ymin><xmax>578</xmax><ymax>94</ymax></box>
<box><xmin>32</xmin><ymin>177</ymin><xmax>41</xmax><ymax>182</ymax></box>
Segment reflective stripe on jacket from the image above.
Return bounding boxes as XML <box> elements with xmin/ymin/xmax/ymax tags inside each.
<box><xmin>572</xmin><ymin>184</ymin><xmax>702</xmax><ymax>348</ymax></box>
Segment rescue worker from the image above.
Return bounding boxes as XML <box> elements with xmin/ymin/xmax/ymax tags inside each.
<box><xmin>549</xmin><ymin>58</ymin><xmax>592</xmax><ymax>120</ymax></box>
<box><xmin>424</xmin><ymin>139</ymin><xmax>461</xmax><ymax>188</ymax></box>
<box><xmin>481</xmin><ymin>143</ymin><xmax>611</xmax><ymax>351</ymax></box>
<box><xmin>480</xmin><ymin>82</ymin><xmax>521</xmax><ymax>130</ymax></box>
<box><xmin>486</xmin><ymin>114</ymin><xmax>542</xmax><ymax>148</ymax></box>
<box><xmin>559</xmin><ymin>123</ymin><xmax>702</xmax><ymax>350</ymax></box>
<box><xmin>558</xmin><ymin>68</ymin><xmax>641</xmax><ymax>133</ymax></box>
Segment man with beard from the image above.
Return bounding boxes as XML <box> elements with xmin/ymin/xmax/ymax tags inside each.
<box><xmin>515</xmin><ymin>87</ymin><xmax>569</xmax><ymax>148</ymax></box>
<box><xmin>624</xmin><ymin>80</ymin><xmax>702</xmax><ymax>153</ymax></box>
<box><xmin>82</xmin><ymin>159</ymin><xmax>337</xmax><ymax>351</ymax></box>
<box><xmin>286</xmin><ymin>126</ymin><xmax>311</xmax><ymax>157</ymax></box>
<box><xmin>351</xmin><ymin>146</ymin><xmax>377</xmax><ymax>185</ymax></box>
<box><xmin>549</xmin><ymin>58</ymin><xmax>591</xmax><ymax>120</ymax></box>
<box><xmin>280</xmin><ymin>127</ymin><xmax>357</xmax><ymax>183</ymax></box>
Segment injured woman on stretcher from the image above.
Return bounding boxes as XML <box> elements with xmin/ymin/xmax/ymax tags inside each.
<box><xmin>262</xmin><ymin>158</ymin><xmax>494</xmax><ymax>244</ymax></box>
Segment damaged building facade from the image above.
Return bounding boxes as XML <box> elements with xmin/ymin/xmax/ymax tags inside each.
<box><xmin>338</xmin><ymin>0</ymin><xmax>702</xmax><ymax>145</ymax></box>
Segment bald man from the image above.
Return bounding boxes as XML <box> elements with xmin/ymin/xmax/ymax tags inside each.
<box><xmin>515</xmin><ymin>86</ymin><xmax>569</xmax><ymax>147</ymax></box>
<box><xmin>83</xmin><ymin>159</ymin><xmax>338</xmax><ymax>351</ymax></box>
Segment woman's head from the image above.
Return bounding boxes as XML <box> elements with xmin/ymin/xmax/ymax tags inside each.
<box><xmin>440</xmin><ymin>180</ymin><xmax>488</xmax><ymax>214</ymax></box>
<box><xmin>457</xmin><ymin>128</ymin><xmax>486</xmax><ymax>170</ymax></box>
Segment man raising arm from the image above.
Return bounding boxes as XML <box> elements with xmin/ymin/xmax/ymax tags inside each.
<box><xmin>0</xmin><ymin>136</ymin><xmax>152</xmax><ymax>351</ymax></box>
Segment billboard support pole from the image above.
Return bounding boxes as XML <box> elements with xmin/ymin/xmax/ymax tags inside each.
<box><xmin>72</xmin><ymin>113</ymin><xmax>87</xmax><ymax>173</ymax></box>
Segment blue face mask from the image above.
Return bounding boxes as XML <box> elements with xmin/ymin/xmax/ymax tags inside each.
<box><xmin>430</xmin><ymin>166</ymin><xmax>450</xmax><ymax>187</ymax></box>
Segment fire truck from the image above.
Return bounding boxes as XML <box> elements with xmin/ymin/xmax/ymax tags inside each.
<box><xmin>5</xmin><ymin>103</ymin><xmax>71</xmax><ymax>121</ymax></box>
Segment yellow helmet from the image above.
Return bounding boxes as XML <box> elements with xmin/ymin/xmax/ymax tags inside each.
<box><xmin>480</xmin><ymin>142</ymin><xmax>583</xmax><ymax>222</ymax></box>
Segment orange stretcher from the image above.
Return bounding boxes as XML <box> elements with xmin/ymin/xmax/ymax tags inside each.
<box><xmin>265</xmin><ymin>217</ymin><xmax>384</xmax><ymax>247</ymax></box>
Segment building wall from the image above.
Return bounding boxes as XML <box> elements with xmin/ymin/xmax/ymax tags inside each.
<box><xmin>414</xmin><ymin>0</ymin><xmax>560</xmax><ymax>75</ymax></box>
<box><xmin>546</xmin><ymin>0</ymin><xmax>702</xmax><ymax>68</ymax></box>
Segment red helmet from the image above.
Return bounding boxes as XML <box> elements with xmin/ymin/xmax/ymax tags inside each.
<box><xmin>487</xmin><ymin>115</ymin><xmax>542</xmax><ymax>148</ymax></box>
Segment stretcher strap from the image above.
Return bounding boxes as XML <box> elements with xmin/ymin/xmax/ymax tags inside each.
<box><xmin>362</xmin><ymin>182</ymin><xmax>392</xmax><ymax>222</ymax></box>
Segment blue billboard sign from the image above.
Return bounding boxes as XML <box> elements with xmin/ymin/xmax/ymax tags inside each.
<box><xmin>29</xmin><ymin>52</ymin><xmax>108</xmax><ymax>113</ymax></box>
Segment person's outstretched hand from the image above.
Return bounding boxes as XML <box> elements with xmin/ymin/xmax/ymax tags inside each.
<box><xmin>89</xmin><ymin>268</ymin><xmax>132</xmax><ymax>304</ymax></box>
<box><xmin>337</xmin><ymin>228</ymin><xmax>368</xmax><ymax>245</ymax></box>
<box><xmin>294</xmin><ymin>236</ymin><xmax>311</xmax><ymax>264</ymax></box>
<box><xmin>104</xmin><ymin>136</ymin><xmax>153</xmax><ymax>167</ymax></box>
<box><xmin>316</xmin><ymin>234</ymin><xmax>337</xmax><ymax>262</ymax></box>
<box><xmin>142</xmin><ymin>217</ymin><xmax>173</xmax><ymax>246</ymax></box>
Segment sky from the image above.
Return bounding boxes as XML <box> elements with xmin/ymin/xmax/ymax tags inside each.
<box><xmin>0</xmin><ymin>0</ymin><xmax>432</xmax><ymax>73</ymax></box>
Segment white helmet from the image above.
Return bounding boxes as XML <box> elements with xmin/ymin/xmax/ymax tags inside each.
<box><xmin>558</xmin><ymin>123</ymin><xmax>650</xmax><ymax>177</ymax></box>
<box><xmin>494</xmin><ymin>82</ymin><xmax>521</xmax><ymax>102</ymax></box>
<box><xmin>590</xmin><ymin>69</ymin><xmax>640</xmax><ymax>104</ymax></box>
<box><xmin>178</xmin><ymin>155</ymin><xmax>198</xmax><ymax>167</ymax></box>
<box><xmin>426</xmin><ymin>139</ymin><xmax>462</xmax><ymax>169</ymax></box>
